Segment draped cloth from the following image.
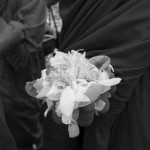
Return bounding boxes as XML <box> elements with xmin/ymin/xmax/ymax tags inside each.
<box><xmin>0</xmin><ymin>0</ymin><xmax>46</xmax><ymax>150</ymax></box>
<box><xmin>42</xmin><ymin>0</ymin><xmax>150</xmax><ymax>150</ymax></box>
<box><xmin>58</xmin><ymin>0</ymin><xmax>150</xmax><ymax>150</ymax></box>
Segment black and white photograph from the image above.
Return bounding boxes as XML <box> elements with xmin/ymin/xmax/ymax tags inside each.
<box><xmin>0</xmin><ymin>0</ymin><xmax>150</xmax><ymax>150</ymax></box>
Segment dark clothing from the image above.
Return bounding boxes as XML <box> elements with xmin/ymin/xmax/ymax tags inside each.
<box><xmin>41</xmin><ymin>110</ymin><xmax>83</xmax><ymax>150</ymax></box>
<box><xmin>46</xmin><ymin>0</ymin><xmax>58</xmax><ymax>6</ymax></box>
<box><xmin>0</xmin><ymin>0</ymin><xmax>46</xmax><ymax>150</ymax></box>
<box><xmin>42</xmin><ymin>0</ymin><xmax>150</xmax><ymax>150</ymax></box>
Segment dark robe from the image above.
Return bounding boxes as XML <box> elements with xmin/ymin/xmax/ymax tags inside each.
<box><xmin>42</xmin><ymin>0</ymin><xmax>150</xmax><ymax>150</ymax></box>
<box><xmin>0</xmin><ymin>0</ymin><xmax>46</xmax><ymax>150</ymax></box>
<box><xmin>46</xmin><ymin>0</ymin><xmax>58</xmax><ymax>6</ymax></box>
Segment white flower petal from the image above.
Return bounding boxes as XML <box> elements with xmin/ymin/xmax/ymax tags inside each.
<box><xmin>50</xmin><ymin>50</ymin><xmax>70</xmax><ymax>69</ymax></box>
<box><xmin>95</xmin><ymin>99</ymin><xmax>106</xmax><ymax>111</ymax></box>
<box><xmin>84</xmin><ymin>82</ymin><xmax>110</xmax><ymax>102</ymax></box>
<box><xmin>68</xmin><ymin>121</ymin><xmax>80</xmax><ymax>138</ymax></box>
<box><xmin>46</xmin><ymin>82</ymin><xmax>65</xmax><ymax>100</ymax></box>
<box><xmin>33</xmin><ymin>78</ymin><xmax>43</xmax><ymax>93</ymax></box>
<box><xmin>62</xmin><ymin>114</ymin><xmax>72</xmax><ymax>124</ymax></box>
<box><xmin>36</xmin><ymin>84</ymin><xmax>51</xmax><ymax>98</ymax></box>
<box><xmin>98</xmin><ymin>71</ymin><xmax>109</xmax><ymax>80</ymax></box>
<box><xmin>60</xmin><ymin>86</ymin><xmax>75</xmax><ymax>118</ymax></box>
<box><xmin>98</xmin><ymin>78</ymin><xmax>122</xmax><ymax>86</ymax></box>
<box><xmin>41</xmin><ymin>69</ymin><xmax>47</xmax><ymax>80</ymax></box>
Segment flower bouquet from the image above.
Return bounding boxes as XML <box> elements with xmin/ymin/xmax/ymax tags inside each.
<box><xmin>26</xmin><ymin>50</ymin><xmax>121</xmax><ymax>138</ymax></box>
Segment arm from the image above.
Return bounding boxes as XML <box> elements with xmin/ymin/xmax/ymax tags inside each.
<box><xmin>0</xmin><ymin>17</ymin><xmax>24</xmax><ymax>53</ymax></box>
<box><xmin>4</xmin><ymin>0</ymin><xmax>47</xmax><ymax>71</ymax></box>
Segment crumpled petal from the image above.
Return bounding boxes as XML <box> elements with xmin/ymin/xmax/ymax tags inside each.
<box><xmin>33</xmin><ymin>69</ymin><xmax>48</xmax><ymax>93</ymax></box>
<box><xmin>50</xmin><ymin>50</ymin><xmax>70</xmax><ymax>69</ymax></box>
<box><xmin>25</xmin><ymin>81</ymin><xmax>38</xmax><ymax>97</ymax></box>
<box><xmin>70</xmin><ymin>51</ymin><xmax>80</xmax><ymax>78</ymax></box>
<box><xmin>46</xmin><ymin>81</ymin><xmax>66</xmax><ymax>100</ymax></box>
<box><xmin>44</xmin><ymin>100</ymin><xmax>53</xmax><ymax>117</ymax></box>
<box><xmin>33</xmin><ymin>78</ymin><xmax>43</xmax><ymax>93</ymax></box>
<box><xmin>74</xmin><ymin>93</ymin><xmax>90</xmax><ymax>109</ymax></box>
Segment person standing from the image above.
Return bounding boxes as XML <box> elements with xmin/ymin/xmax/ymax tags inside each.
<box><xmin>0</xmin><ymin>0</ymin><xmax>46</xmax><ymax>150</ymax></box>
<box><xmin>42</xmin><ymin>0</ymin><xmax>150</xmax><ymax>150</ymax></box>
<box><xmin>59</xmin><ymin>0</ymin><xmax>150</xmax><ymax>150</ymax></box>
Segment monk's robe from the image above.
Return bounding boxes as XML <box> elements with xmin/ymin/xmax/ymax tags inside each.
<box><xmin>42</xmin><ymin>0</ymin><xmax>150</xmax><ymax>150</ymax></box>
<box><xmin>0</xmin><ymin>0</ymin><xmax>46</xmax><ymax>150</ymax></box>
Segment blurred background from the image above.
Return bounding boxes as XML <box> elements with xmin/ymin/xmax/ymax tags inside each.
<box><xmin>43</xmin><ymin>1</ymin><xmax>62</xmax><ymax>67</ymax></box>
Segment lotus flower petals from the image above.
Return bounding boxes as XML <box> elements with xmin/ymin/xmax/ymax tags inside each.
<box><xmin>41</xmin><ymin>69</ymin><xmax>47</xmax><ymax>80</ymax></box>
<box><xmin>70</xmin><ymin>51</ymin><xmax>80</xmax><ymax>77</ymax></box>
<box><xmin>46</xmin><ymin>81</ymin><xmax>66</xmax><ymax>100</ymax></box>
<box><xmin>62</xmin><ymin>114</ymin><xmax>72</xmax><ymax>124</ymax></box>
<box><xmin>98</xmin><ymin>71</ymin><xmax>109</xmax><ymax>81</ymax></box>
<box><xmin>50</xmin><ymin>50</ymin><xmax>70</xmax><ymax>69</ymax></box>
<box><xmin>98</xmin><ymin>78</ymin><xmax>122</xmax><ymax>86</ymax></box>
<box><xmin>76</xmin><ymin>79</ymin><xmax>87</xmax><ymax>84</ymax></box>
<box><xmin>86</xmin><ymin>63</ymin><xmax>100</xmax><ymax>81</ymax></box>
<box><xmin>95</xmin><ymin>99</ymin><xmax>106</xmax><ymax>111</ymax></box>
<box><xmin>46</xmin><ymin>99</ymin><xmax>54</xmax><ymax>109</ymax></box>
<box><xmin>75</xmin><ymin>90</ymin><xmax>90</xmax><ymax>102</ymax></box>
<box><xmin>72</xmin><ymin>109</ymin><xmax>79</xmax><ymax>121</ymax></box>
<box><xmin>84</xmin><ymin>83</ymin><xmax>110</xmax><ymax>103</ymax></box>
<box><xmin>33</xmin><ymin>78</ymin><xmax>43</xmax><ymax>93</ymax></box>
<box><xmin>60</xmin><ymin>86</ymin><xmax>75</xmax><ymax>118</ymax></box>
<box><xmin>44</xmin><ymin>100</ymin><xmax>53</xmax><ymax>117</ymax></box>
<box><xmin>36</xmin><ymin>84</ymin><xmax>51</xmax><ymax>99</ymax></box>
<box><xmin>89</xmin><ymin>55</ymin><xmax>110</xmax><ymax>70</ymax></box>
<box><xmin>74</xmin><ymin>91</ymin><xmax>90</xmax><ymax>109</ymax></box>
<box><xmin>26</xmin><ymin>50</ymin><xmax>122</xmax><ymax>138</ymax></box>
<box><xmin>68</xmin><ymin>121</ymin><xmax>80</xmax><ymax>138</ymax></box>
<box><xmin>25</xmin><ymin>81</ymin><xmax>38</xmax><ymax>97</ymax></box>
<box><xmin>78</xmin><ymin>66</ymin><xmax>87</xmax><ymax>79</ymax></box>
<box><xmin>78</xmin><ymin>101</ymin><xmax>91</xmax><ymax>108</ymax></box>
<box><xmin>55</xmin><ymin>102</ymin><xmax>62</xmax><ymax>117</ymax></box>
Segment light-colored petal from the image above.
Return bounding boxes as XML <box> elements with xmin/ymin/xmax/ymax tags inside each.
<box><xmin>33</xmin><ymin>78</ymin><xmax>43</xmax><ymax>93</ymax></box>
<box><xmin>36</xmin><ymin>84</ymin><xmax>51</xmax><ymax>98</ymax></box>
<box><xmin>46</xmin><ymin>81</ymin><xmax>66</xmax><ymax>100</ymax></box>
<box><xmin>25</xmin><ymin>81</ymin><xmax>38</xmax><ymax>97</ymax></box>
<box><xmin>44</xmin><ymin>100</ymin><xmax>53</xmax><ymax>117</ymax></box>
<box><xmin>84</xmin><ymin>82</ymin><xmax>110</xmax><ymax>102</ymax></box>
<box><xmin>98</xmin><ymin>78</ymin><xmax>122</xmax><ymax>86</ymax></box>
<box><xmin>74</xmin><ymin>93</ymin><xmax>90</xmax><ymax>109</ymax></box>
<box><xmin>62</xmin><ymin>114</ymin><xmax>72</xmax><ymax>124</ymax></box>
<box><xmin>72</xmin><ymin>109</ymin><xmax>79</xmax><ymax>121</ymax></box>
<box><xmin>70</xmin><ymin>51</ymin><xmax>79</xmax><ymax>78</ymax></box>
<box><xmin>60</xmin><ymin>86</ymin><xmax>75</xmax><ymax>118</ymax></box>
<box><xmin>98</xmin><ymin>70</ymin><xmax>109</xmax><ymax>80</ymax></box>
<box><xmin>68</xmin><ymin>121</ymin><xmax>80</xmax><ymax>138</ymax></box>
<box><xmin>41</xmin><ymin>69</ymin><xmax>47</xmax><ymax>80</ymax></box>
<box><xmin>95</xmin><ymin>99</ymin><xmax>106</xmax><ymax>111</ymax></box>
<box><xmin>55</xmin><ymin>101</ymin><xmax>62</xmax><ymax>117</ymax></box>
<box><xmin>86</xmin><ymin>63</ymin><xmax>100</xmax><ymax>81</ymax></box>
<box><xmin>50</xmin><ymin>50</ymin><xmax>70</xmax><ymax>69</ymax></box>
